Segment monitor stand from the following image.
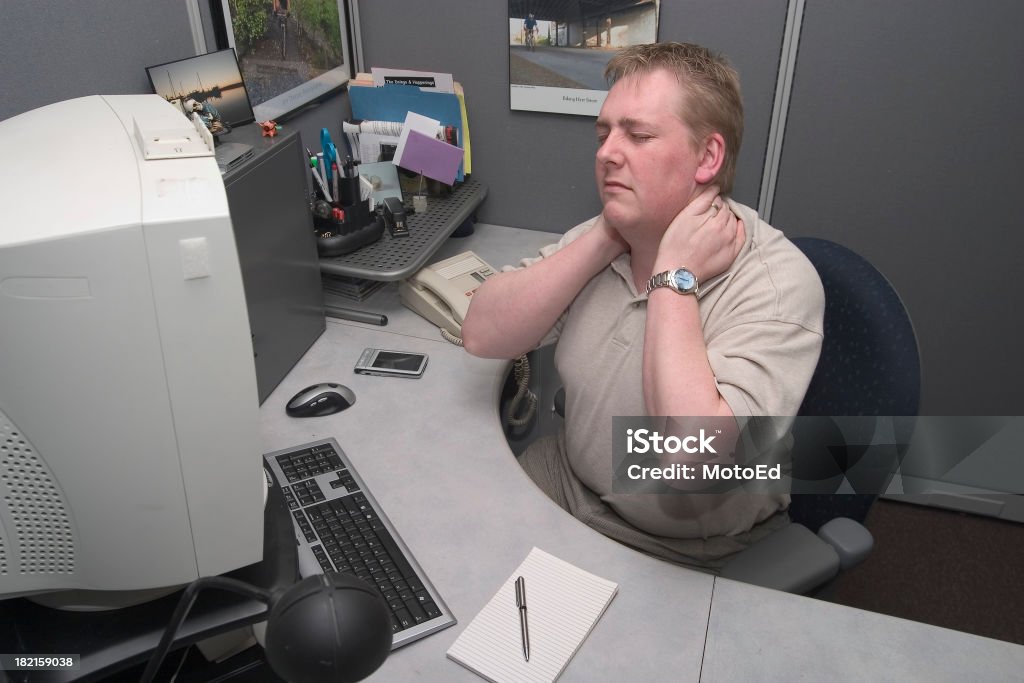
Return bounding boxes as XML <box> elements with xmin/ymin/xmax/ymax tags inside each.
<box><xmin>215</xmin><ymin>141</ymin><xmax>254</xmax><ymax>174</ymax></box>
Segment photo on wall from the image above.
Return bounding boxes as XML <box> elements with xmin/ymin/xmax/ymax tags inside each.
<box><xmin>216</xmin><ymin>0</ymin><xmax>352</xmax><ymax>122</ymax></box>
<box><xmin>508</xmin><ymin>0</ymin><xmax>660</xmax><ymax>116</ymax></box>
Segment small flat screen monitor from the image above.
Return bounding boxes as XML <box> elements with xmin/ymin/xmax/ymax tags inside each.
<box><xmin>146</xmin><ymin>49</ymin><xmax>256</xmax><ymax>131</ymax></box>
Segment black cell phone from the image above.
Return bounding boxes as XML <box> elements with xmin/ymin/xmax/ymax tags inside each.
<box><xmin>354</xmin><ymin>348</ymin><xmax>428</xmax><ymax>378</ymax></box>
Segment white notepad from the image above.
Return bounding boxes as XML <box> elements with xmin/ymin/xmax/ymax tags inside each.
<box><xmin>446</xmin><ymin>547</ymin><xmax>619</xmax><ymax>683</ymax></box>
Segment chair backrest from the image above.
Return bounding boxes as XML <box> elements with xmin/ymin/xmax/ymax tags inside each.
<box><xmin>788</xmin><ymin>237</ymin><xmax>922</xmax><ymax>529</ymax></box>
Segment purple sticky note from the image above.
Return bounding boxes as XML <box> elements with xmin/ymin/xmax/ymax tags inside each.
<box><xmin>396</xmin><ymin>130</ymin><xmax>463</xmax><ymax>185</ymax></box>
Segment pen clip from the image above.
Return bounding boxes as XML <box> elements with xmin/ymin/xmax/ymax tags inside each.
<box><xmin>515</xmin><ymin>576</ymin><xmax>526</xmax><ymax>609</ymax></box>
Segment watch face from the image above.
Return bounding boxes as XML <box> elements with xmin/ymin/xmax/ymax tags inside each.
<box><xmin>672</xmin><ymin>269</ymin><xmax>696</xmax><ymax>292</ymax></box>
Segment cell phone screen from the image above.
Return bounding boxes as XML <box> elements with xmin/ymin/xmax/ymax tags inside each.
<box><xmin>371</xmin><ymin>351</ymin><xmax>426</xmax><ymax>371</ymax></box>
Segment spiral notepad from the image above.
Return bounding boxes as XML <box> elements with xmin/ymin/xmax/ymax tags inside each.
<box><xmin>446</xmin><ymin>547</ymin><xmax>618</xmax><ymax>683</ymax></box>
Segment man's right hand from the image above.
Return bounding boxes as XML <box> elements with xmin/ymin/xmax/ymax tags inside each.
<box><xmin>591</xmin><ymin>213</ymin><xmax>631</xmax><ymax>263</ymax></box>
<box><xmin>462</xmin><ymin>217</ymin><xmax>628</xmax><ymax>359</ymax></box>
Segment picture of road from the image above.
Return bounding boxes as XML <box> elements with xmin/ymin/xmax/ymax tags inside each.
<box><xmin>225</xmin><ymin>0</ymin><xmax>346</xmax><ymax>118</ymax></box>
<box><xmin>511</xmin><ymin>45</ymin><xmax>613</xmax><ymax>90</ymax></box>
<box><xmin>237</xmin><ymin>10</ymin><xmax>319</xmax><ymax>106</ymax></box>
<box><xmin>508</xmin><ymin>0</ymin><xmax>659</xmax><ymax>115</ymax></box>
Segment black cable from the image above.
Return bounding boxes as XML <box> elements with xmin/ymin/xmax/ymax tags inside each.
<box><xmin>140</xmin><ymin>577</ymin><xmax>272</xmax><ymax>683</ymax></box>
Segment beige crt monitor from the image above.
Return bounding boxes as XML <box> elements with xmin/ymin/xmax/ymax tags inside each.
<box><xmin>0</xmin><ymin>95</ymin><xmax>264</xmax><ymax>605</ymax></box>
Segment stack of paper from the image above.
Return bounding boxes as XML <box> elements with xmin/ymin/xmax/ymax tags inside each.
<box><xmin>349</xmin><ymin>67</ymin><xmax>472</xmax><ymax>181</ymax></box>
<box><xmin>447</xmin><ymin>547</ymin><xmax>618</xmax><ymax>683</ymax></box>
<box><xmin>393</xmin><ymin>111</ymin><xmax>463</xmax><ymax>185</ymax></box>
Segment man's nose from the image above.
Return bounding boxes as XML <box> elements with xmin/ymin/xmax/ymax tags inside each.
<box><xmin>596</xmin><ymin>133</ymin><xmax>622</xmax><ymax>165</ymax></box>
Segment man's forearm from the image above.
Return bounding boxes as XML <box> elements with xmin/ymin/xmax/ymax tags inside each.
<box><xmin>462</xmin><ymin>226</ymin><xmax>624</xmax><ymax>359</ymax></box>
<box><xmin>642</xmin><ymin>288</ymin><xmax>733</xmax><ymax>419</ymax></box>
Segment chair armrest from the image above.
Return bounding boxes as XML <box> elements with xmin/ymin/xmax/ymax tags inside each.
<box><xmin>719</xmin><ymin>523</ymin><xmax>840</xmax><ymax>594</ymax></box>
<box><xmin>817</xmin><ymin>517</ymin><xmax>873</xmax><ymax>570</ymax></box>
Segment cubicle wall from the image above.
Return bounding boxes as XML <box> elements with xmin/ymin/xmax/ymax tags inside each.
<box><xmin>359</xmin><ymin>0</ymin><xmax>1024</xmax><ymax>418</ymax></box>
<box><xmin>357</xmin><ymin>0</ymin><xmax>789</xmax><ymax>233</ymax></box>
<box><xmin>770</xmin><ymin>0</ymin><xmax>1024</xmax><ymax>416</ymax></box>
<box><xmin>1</xmin><ymin>0</ymin><xmax>1021</xmax><ymax>429</ymax></box>
<box><xmin>0</xmin><ymin>0</ymin><xmax>349</xmax><ymax>178</ymax></box>
<box><xmin>0</xmin><ymin>1</ymin><xmax>198</xmax><ymax>122</ymax></box>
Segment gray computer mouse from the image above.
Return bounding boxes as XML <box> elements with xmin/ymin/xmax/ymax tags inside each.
<box><xmin>285</xmin><ymin>383</ymin><xmax>356</xmax><ymax>417</ymax></box>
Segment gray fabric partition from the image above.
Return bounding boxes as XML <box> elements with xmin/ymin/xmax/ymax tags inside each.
<box><xmin>0</xmin><ymin>1</ymin><xmax>350</xmax><ymax>204</ymax></box>
<box><xmin>0</xmin><ymin>1</ymin><xmax>786</xmax><ymax>234</ymax></box>
<box><xmin>0</xmin><ymin>1</ymin><xmax>197</xmax><ymax>122</ymax></box>
<box><xmin>5</xmin><ymin>1</ymin><xmax>1017</xmax><ymax>417</ymax></box>
<box><xmin>358</xmin><ymin>0</ymin><xmax>788</xmax><ymax>233</ymax></box>
<box><xmin>771</xmin><ymin>0</ymin><xmax>1024</xmax><ymax>415</ymax></box>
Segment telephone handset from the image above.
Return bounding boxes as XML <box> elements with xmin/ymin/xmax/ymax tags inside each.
<box><xmin>398</xmin><ymin>251</ymin><xmax>496</xmax><ymax>338</ymax></box>
<box><xmin>400</xmin><ymin>251</ymin><xmax>537</xmax><ymax>429</ymax></box>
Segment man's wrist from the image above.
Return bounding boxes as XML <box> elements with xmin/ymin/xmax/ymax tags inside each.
<box><xmin>646</xmin><ymin>267</ymin><xmax>699</xmax><ymax>296</ymax></box>
<box><xmin>591</xmin><ymin>216</ymin><xmax>629</xmax><ymax>261</ymax></box>
<box><xmin>652</xmin><ymin>256</ymin><xmax>698</xmax><ymax>281</ymax></box>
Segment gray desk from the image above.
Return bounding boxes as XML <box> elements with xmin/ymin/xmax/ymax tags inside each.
<box><xmin>260</xmin><ymin>224</ymin><xmax>1024</xmax><ymax>682</ymax></box>
<box><xmin>703</xmin><ymin>578</ymin><xmax>1024</xmax><ymax>682</ymax></box>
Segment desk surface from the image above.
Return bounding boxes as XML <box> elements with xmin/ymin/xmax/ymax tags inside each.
<box><xmin>260</xmin><ymin>224</ymin><xmax>1024</xmax><ymax>682</ymax></box>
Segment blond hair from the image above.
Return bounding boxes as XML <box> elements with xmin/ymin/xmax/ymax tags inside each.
<box><xmin>604</xmin><ymin>42</ymin><xmax>744</xmax><ymax>194</ymax></box>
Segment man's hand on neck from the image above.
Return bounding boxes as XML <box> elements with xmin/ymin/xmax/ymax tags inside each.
<box><xmin>651</xmin><ymin>185</ymin><xmax>745</xmax><ymax>283</ymax></box>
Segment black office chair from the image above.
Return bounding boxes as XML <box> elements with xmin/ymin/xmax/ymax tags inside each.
<box><xmin>720</xmin><ymin>237</ymin><xmax>921</xmax><ymax>593</ymax></box>
<box><xmin>540</xmin><ymin>237</ymin><xmax>920</xmax><ymax>593</ymax></box>
<box><xmin>788</xmin><ymin>237</ymin><xmax>921</xmax><ymax>526</ymax></box>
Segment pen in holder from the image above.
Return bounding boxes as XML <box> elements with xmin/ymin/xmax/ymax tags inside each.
<box><xmin>313</xmin><ymin>157</ymin><xmax>384</xmax><ymax>258</ymax></box>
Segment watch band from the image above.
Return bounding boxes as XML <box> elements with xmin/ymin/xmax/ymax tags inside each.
<box><xmin>645</xmin><ymin>268</ymin><xmax>699</xmax><ymax>296</ymax></box>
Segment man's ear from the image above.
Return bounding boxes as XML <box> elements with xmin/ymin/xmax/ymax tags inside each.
<box><xmin>694</xmin><ymin>132</ymin><xmax>725</xmax><ymax>185</ymax></box>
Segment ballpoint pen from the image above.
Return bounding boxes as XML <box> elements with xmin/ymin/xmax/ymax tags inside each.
<box><xmin>309</xmin><ymin>160</ymin><xmax>332</xmax><ymax>202</ymax></box>
<box><xmin>515</xmin><ymin>576</ymin><xmax>530</xmax><ymax>661</ymax></box>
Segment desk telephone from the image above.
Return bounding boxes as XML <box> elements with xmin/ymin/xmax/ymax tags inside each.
<box><xmin>398</xmin><ymin>251</ymin><xmax>496</xmax><ymax>341</ymax></box>
<box><xmin>400</xmin><ymin>251</ymin><xmax>536</xmax><ymax>428</ymax></box>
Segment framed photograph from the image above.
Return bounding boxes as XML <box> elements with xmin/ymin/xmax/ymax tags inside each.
<box><xmin>508</xmin><ymin>0</ymin><xmax>660</xmax><ymax>116</ymax></box>
<box><xmin>216</xmin><ymin>0</ymin><xmax>353</xmax><ymax>122</ymax></box>
<box><xmin>146</xmin><ymin>49</ymin><xmax>256</xmax><ymax>133</ymax></box>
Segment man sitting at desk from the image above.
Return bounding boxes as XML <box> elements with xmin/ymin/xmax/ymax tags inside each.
<box><xmin>461</xmin><ymin>42</ymin><xmax>824</xmax><ymax>569</ymax></box>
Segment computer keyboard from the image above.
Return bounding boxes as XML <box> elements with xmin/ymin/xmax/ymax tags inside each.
<box><xmin>263</xmin><ymin>438</ymin><xmax>456</xmax><ymax>648</ymax></box>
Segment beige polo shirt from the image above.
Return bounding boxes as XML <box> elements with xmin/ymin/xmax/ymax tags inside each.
<box><xmin>517</xmin><ymin>200</ymin><xmax>825</xmax><ymax>540</ymax></box>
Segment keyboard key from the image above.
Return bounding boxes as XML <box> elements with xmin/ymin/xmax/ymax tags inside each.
<box><xmin>422</xmin><ymin>601</ymin><xmax>442</xmax><ymax>620</ymax></box>
<box><xmin>404</xmin><ymin>599</ymin><xmax>428</xmax><ymax>624</ymax></box>
<box><xmin>311</xmin><ymin>546</ymin><xmax>334</xmax><ymax>573</ymax></box>
<box><xmin>395</xmin><ymin>608</ymin><xmax>413</xmax><ymax>630</ymax></box>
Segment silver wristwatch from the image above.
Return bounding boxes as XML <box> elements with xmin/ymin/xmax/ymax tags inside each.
<box><xmin>645</xmin><ymin>268</ymin><xmax>699</xmax><ymax>296</ymax></box>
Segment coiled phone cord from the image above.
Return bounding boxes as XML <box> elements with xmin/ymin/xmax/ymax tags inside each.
<box><xmin>504</xmin><ymin>355</ymin><xmax>537</xmax><ymax>428</ymax></box>
<box><xmin>440</xmin><ymin>328</ymin><xmax>537</xmax><ymax>427</ymax></box>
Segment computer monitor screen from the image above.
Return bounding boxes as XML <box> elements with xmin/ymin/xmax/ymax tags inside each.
<box><xmin>146</xmin><ymin>48</ymin><xmax>255</xmax><ymax>130</ymax></box>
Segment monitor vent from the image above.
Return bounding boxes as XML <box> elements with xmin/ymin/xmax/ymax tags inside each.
<box><xmin>0</xmin><ymin>413</ymin><xmax>75</xmax><ymax>575</ymax></box>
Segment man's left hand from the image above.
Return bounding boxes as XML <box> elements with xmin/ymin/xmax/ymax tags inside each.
<box><xmin>655</xmin><ymin>185</ymin><xmax>745</xmax><ymax>282</ymax></box>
